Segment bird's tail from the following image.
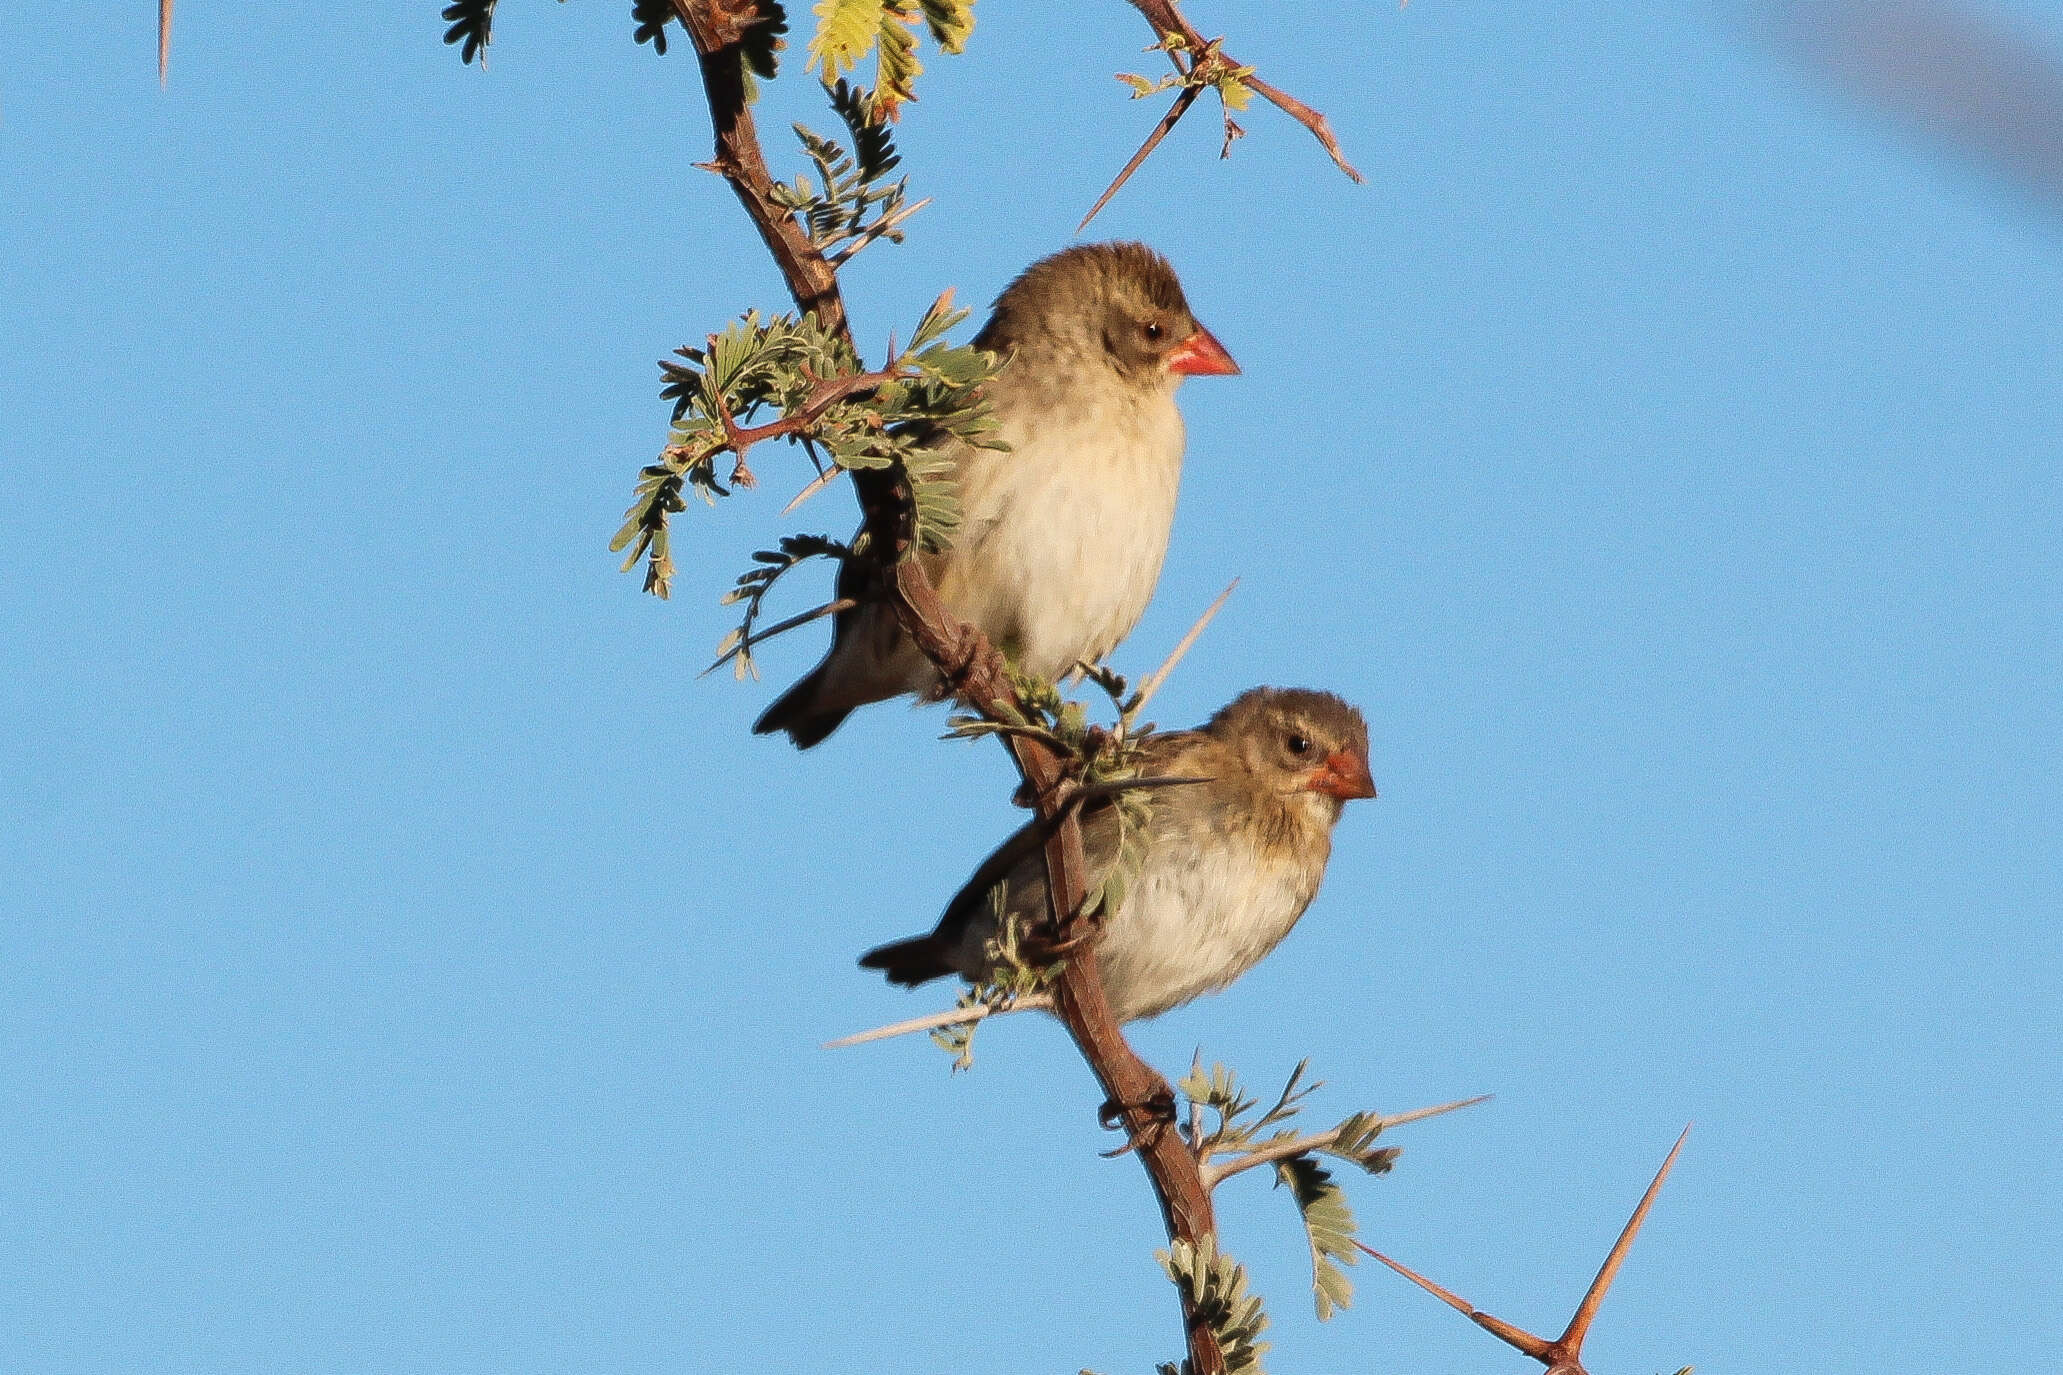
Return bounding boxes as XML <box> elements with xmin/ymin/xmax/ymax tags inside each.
<box><xmin>752</xmin><ymin>667</ymin><xmax>855</xmax><ymax>750</ymax></box>
<box><xmin>857</xmin><ymin>933</ymin><xmax>958</xmax><ymax>988</ymax></box>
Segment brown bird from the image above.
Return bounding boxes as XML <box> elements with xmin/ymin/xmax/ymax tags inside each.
<box><xmin>860</xmin><ymin>688</ymin><xmax>1375</xmax><ymax>1022</ymax></box>
<box><xmin>755</xmin><ymin>242</ymin><xmax>1238</xmax><ymax>748</ymax></box>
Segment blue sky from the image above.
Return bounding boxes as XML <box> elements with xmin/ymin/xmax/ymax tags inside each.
<box><xmin>3</xmin><ymin>3</ymin><xmax>2059</xmax><ymax>1372</ymax></box>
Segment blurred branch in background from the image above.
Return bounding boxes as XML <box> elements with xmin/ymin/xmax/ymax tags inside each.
<box><xmin>1758</xmin><ymin>0</ymin><xmax>2063</xmax><ymax>221</ymax></box>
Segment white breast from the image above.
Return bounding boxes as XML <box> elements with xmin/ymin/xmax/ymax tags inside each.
<box><xmin>1094</xmin><ymin>814</ymin><xmax>1326</xmax><ymax>1022</ymax></box>
<box><xmin>944</xmin><ymin>388</ymin><xmax>1185</xmax><ymax>680</ymax></box>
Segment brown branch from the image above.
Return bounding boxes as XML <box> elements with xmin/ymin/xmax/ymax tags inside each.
<box><xmin>159</xmin><ymin>0</ymin><xmax>172</xmax><ymax>86</ymax></box>
<box><xmin>1244</xmin><ymin>74</ymin><xmax>1360</xmax><ymax>181</ymax></box>
<box><xmin>692</xmin><ymin>361</ymin><xmax>912</xmax><ymax>485</ymax></box>
<box><xmin>671</xmin><ymin>5</ymin><xmax>1222</xmax><ymax>1369</ymax></box>
<box><xmin>1122</xmin><ymin>0</ymin><xmax>1365</xmax><ymax>181</ymax></box>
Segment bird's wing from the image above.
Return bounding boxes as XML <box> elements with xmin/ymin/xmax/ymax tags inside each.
<box><xmin>930</xmin><ymin>801</ymin><xmax>1122</xmax><ymax>949</ymax></box>
<box><xmin>931</xmin><ymin>729</ymin><xmax>1217</xmax><ymax>945</ymax></box>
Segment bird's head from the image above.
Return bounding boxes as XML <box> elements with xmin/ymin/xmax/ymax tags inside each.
<box><xmin>976</xmin><ymin>241</ymin><xmax>1238</xmax><ymax>396</ymax></box>
<box><xmin>1208</xmin><ymin>687</ymin><xmax>1376</xmax><ymax>819</ymax></box>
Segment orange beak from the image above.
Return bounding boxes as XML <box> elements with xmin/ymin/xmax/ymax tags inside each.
<box><xmin>1305</xmin><ymin>750</ymin><xmax>1376</xmax><ymax>801</ymax></box>
<box><xmin>1165</xmin><ymin>325</ymin><xmax>1240</xmax><ymax>377</ymax></box>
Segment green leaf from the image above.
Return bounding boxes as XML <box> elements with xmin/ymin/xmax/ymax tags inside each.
<box><xmin>630</xmin><ymin>0</ymin><xmax>673</xmax><ymax>54</ymax></box>
<box><xmin>808</xmin><ymin>0</ymin><xmax>881</xmax><ymax>80</ymax></box>
<box><xmin>1275</xmin><ymin>1155</ymin><xmax>1360</xmax><ymax>1321</ymax></box>
<box><xmin>1322</xmin><ymin>1111</ymin><xmax>1401</xmax><ymax>1175</ymax></box>
<box><xmin>829</xmin><ymin>77</ymin><xmax>901</xmax><ymax>181</ymax></box>
<box><xmin>740</xmin><ymin>0</ymin><xmax>789</xmax><ymax>90</ymax></box>
<box><xmin>906</xmin><ymin>291</ymin><xmax>968</xmax><ymax>350</ymax></box>
<box><xmin>1157</xmin><ymin>1236</ymin><xmax>1271</xmax><ymax>1375</ymax></box>
<box><xmin>872</xmin><ymin>4</ymin><xmax>921</xmax><ymax>119</ymax></box>
<box><xmin>914</xmin><ymin>0</ymin><xmax>973</xmax><ymax>53</ymax></box>
<box><xmin>440</xmin><ymin>0</ymin><xmax>497</xmax><ymax>66</ymax></box>
<box><xmin>1215</xmin><ymin>72</ymin><xmax>1255</xmax><ymax>111</ymax></box>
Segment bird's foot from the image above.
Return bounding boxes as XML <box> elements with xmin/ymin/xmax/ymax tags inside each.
<box><xmin>933</xmin><ymin>621</ymin><xmax>998</xmax><ymax>699</ymax></box>
<box><xmin>1097</xmin><ymin>1086</ymin><xmax>1178</xmax><ymax>1157</ymax></box>
<box><xmin>1022</xmin><ymin>919</ymin><xmax>1097</xmax><ymax>966</ymax></box>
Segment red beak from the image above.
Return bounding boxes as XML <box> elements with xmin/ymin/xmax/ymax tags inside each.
<box><xmin>1164</xmin><ymin>325</ymin><xmax>1240</xmax><ymax>377</ymax></box>
<box><xmin>1305</xmin><ymin>750</ymin><xmax>1377</xmax><ymax>802</ymax></box>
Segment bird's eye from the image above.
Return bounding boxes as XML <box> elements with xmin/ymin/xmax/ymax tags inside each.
<box><xmin>1286</xmin><ymin>733</ymin><xmax>1312</xmax><ymax>757</ymax></box>
<box><xmin>1143</xmin><ymin>320</ymin><xmax>1165</xmax><ymax>342</ymax></box>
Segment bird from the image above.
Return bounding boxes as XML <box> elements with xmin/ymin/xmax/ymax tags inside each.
<box><xmin>859</xmin><ymin>688</ymin><xmax>1375</xmax><ymax>1023</ymax></box>
<box><xmin>753</xmin><ymin>242</ymin><xmax>1239</xmax><ymax>748</ymax></box>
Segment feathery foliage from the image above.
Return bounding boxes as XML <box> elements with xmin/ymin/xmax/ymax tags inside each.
<box><xmin>1159</xmin><ymin>1236</ymin><xmax>1270</xmax><ymax>1375</ymax></box>
<box><xmin>440</xmin><ymin>0</ymin><xmax>499</xmax><ymax>65</ymax></box>
<box><xmin>1274</xmin><ymin>1156</ymin><xmax>1358</xmax><ymax>1321</ymax></box>
<box><xmin>630</xmin><ymin>0</ymin><xmax>675</xmax><ymax>53</ymax></box>
<box><xmin>772</xmin><ymin>80</ymin><xmax>916</xmax><ymax>266</ymax></box>
<box><xmin>943</xmin><ymin>662</ymin><xmax>1172</xmax><ymax>924</ymax></box>
<box><xmin>929</xmin><ymin>891</ymin><xmax>1055</xmax><ymax>1070</ymax></box>
<box><xmin>441</xmin><ymin>0</ymin><xmax>787</xmax><ymax>92</ymax></box>
<box><xmin>913</xmin><ymin>0</ymin><xmax>973</xmax><ymax>53</ymax></box>
<box><xmin>1117</xmin><ymin>31</ymin><xmax>1255</xmax><ymax>110</ymax></box>
<box><xmin>807</xmin><ymin>0</ymin><xmax>974</xmax><ymax>118</ymax></box>
<box><xmin>1177</xmin><ymin>1060</ymin><xmax>1406</xmax><ymax>1321</ymax></box>
<box><xmin>738</xmin><ymin>1</ymin><xmax>790</xmax><ymax>96</ymax></box>
<box><xmin>708</xmin><ymin>533</ymin><xmax>853</xmax><ymax>680</ymax></box>
<box><xmin>1182</xmin><ymin>1058</ymin><xmax>1284</xmax><ymax>1157</ymax></box>
<box><xmin>612</xmin><ymin>295</ymin><xmax>998</xmax><ymax>598</ymax></box>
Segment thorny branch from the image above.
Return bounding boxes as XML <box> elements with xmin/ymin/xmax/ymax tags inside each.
<box><xmin>1358</xmin><ymin>1127</ymin><xmax>1692</xmax><ymax>1375</ymax></box>
<box><xmin>1083</xmin><ymin>0</ymin><xmax>1365</xmax><ymax>229</ymax></box>
<box><xmin>1125</xmin><ymin>0</ymin><xmax>1363</xmax><ymax>181</ymax></box>
<box><xmin>670</xmin><ymin>2</ymin><xmax>1224</xmax><ymax>1368</ymax></box>
<box><xmin>689</xmin><ymin>361</ymin><xmax>915</xmax><ymax>488</ymax></box>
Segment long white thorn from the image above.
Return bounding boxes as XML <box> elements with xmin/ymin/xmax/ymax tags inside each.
<box><xmin>823</xmin><ymin>994</ymin><xmax>1053</xmax><ymax>1048</ymax></box>
<box><xmin>1131</xmin><ymin>578</ymin><xmax>1238</xmax><ymax>716</ymax></box>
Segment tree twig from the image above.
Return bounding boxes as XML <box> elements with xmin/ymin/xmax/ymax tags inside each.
<box><xmin>703</xmin><ymin>598</ymin><xmax>855</xmax><ymax>676</ymax></box>
<box><xmin>1122</xmin><ymin>0</ymin><xmax>1365</xmax><ymax>182</ymax></box>
<box><xmin>828</xmin><ymin>195</ymin><xmax>934</xmax><ymax>267</ymax></box>
<box><xmin>1198</xmin><ymin>1094</ymin><xmax>1490</xmax><ymax>1190</ymax></box>
<box><xmin>689</xmin><ymin>362</ymin><xmax>912</xmax><ymax>480</ymax></box>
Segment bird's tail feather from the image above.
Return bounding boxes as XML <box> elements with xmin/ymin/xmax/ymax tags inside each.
<box><xmin>752</xmin><ymin>669</ymin><xmax>853</xmax><ymax>749</ymax></box>
<box><xmin>858</xmin><ymin>933</ymin><xmax>957</xmax><ymax>988</ymax></box>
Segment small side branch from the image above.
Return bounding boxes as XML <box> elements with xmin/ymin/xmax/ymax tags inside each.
<box><xmin>1121</xmin><ymin>0</ymin><xmax>1364</xmax><ymax>180</ymax></box>
<box><xmin>1199</xmin><ymin>1095</ymin><xmax>1492</xmax><ymax>1190</ymax></box>
<box><xmin>690</xmin><ymin>362</ymin><xmax>912</xmax><ymax>480</ymax></box>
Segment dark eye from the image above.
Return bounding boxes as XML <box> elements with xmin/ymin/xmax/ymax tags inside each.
<box><xmin>1286</xmin><ymin>733</ymin><xmax>1312</xmax><ymax>757</ymax></box>
<box><xmin>1143</xmin><ymin>320</ymin><xmax>1165</xmax><ymax>342</ymax></box>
